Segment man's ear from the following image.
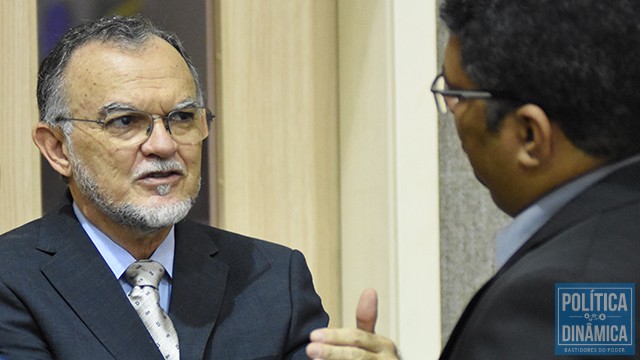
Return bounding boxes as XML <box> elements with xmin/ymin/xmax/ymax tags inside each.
<box><xmin>32</xmin><ymin>123</ymin><xmax>72</xmax><ymax>177</ymax></box>
<box><xmin>513</xmin><ymin>104</ymin><xmax>553</xmax><ymax>168</ymax></box>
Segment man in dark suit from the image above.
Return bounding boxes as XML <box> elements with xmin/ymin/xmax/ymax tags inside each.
<box><xmin>307</xmin><ymin>0</ymin><xmax>640</xmax><ymax>359</ymax></box>
<box><xmin>0</xmin><ymin>15</ymin><xmax>327</xmax><ymax>359</ymax></box>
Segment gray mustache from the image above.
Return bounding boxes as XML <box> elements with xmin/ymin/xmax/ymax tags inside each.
<box><xmin>133</xmin><ymin>160</ymin><xmax>186</xmax><ymax>179</ymax></box>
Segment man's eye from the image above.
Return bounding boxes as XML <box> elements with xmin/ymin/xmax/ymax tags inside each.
<box><xmin>105</xmin><ymin>113</ymin><xmax>145</xmax><ymax>129</ymax></box>
<box><xmin>169</xmin><ymin>110</ymin><xmax>196</xmax><ymax>122</ymax></box>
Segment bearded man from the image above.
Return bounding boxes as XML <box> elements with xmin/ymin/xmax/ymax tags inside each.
<box><xmin>0</xmin><ymin>15</ymin><xmax>327</xmax><ymax>360</ymax></box>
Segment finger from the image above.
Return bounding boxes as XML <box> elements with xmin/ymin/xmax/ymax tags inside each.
<box><xmin>356</xmin><ymin>288</ymin><xmax>378</xmax><ymax>333</ymax></box>
<box><xmin>306</xmin><ymin>342</ymin><xmax>375</xmax><ymax>360</ymax></box>
<box><xmin>310</xmin><ymin>328</ymin><xmax>395</xmax><ymax>353</ymax></box>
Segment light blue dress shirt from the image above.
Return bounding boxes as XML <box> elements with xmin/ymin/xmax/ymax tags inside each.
<box><xmin>495</xmin><ymin>154</ymin><xmax>640</xmax><ymax>270</ymax></box>
<box><xmin>72</xmin><ymin>203</ymin><xmax>175</xmax><ymax>312</ymax></box>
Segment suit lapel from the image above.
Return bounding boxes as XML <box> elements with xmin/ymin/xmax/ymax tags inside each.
<box><xmin>37</xmin><ymin>203</ymin><xmax>162</xmax><ymax>359</ymax></box>
<box><xmin>170</xmin><ymin>222</ymin><xmax>229</xmax><ymax>360</ymax></box>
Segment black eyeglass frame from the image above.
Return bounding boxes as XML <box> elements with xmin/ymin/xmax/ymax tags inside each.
<box><xmin>430</xmin><ymin>72</ymin><xmax>521</xmax><ymax>114</ymax></box>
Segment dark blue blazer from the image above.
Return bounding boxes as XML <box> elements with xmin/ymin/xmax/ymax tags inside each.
<box><xmin>440</xmin><ymin>161</ymin><xmax>640</xmax><ymax>359</ymax></box>
<box><xmin>0</xmin><ymin>196</ymin><xmax>328</xmax><ymax>359</ymax></box>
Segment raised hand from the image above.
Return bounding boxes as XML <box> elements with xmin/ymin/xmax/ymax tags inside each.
<box><xmin>306</xmin><ymin>288</ymin><xmax>400</xmax><ymax>360</ymax></box>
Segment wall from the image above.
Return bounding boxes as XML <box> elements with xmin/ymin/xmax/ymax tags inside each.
<box><xmin>0</xmin><ymin>0</ymin><xmax>41</xmax><ymax>234</ymax></box>
<box><xmin>213</xmin><ymin>0</ymin><xmax>342</xmax><ymax>325</ymax></box>
<box><xmin>338</xmin><ymin>1</ymin><xmax>441</xmax><ymax>357</ymax></box>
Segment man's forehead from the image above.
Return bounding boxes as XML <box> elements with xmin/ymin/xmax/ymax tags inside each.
<box><xmin>63</xmin><ymin>37</ymin><xmax>196</xmax><ymax>114</ymax></box>
<box><xmin>65</xmin><ymin>37</ymin><xmax>191</xmax><ymax>83</ymax></box>
<box><xmin>67</xmin><ymin>36</ymin><xmax>174</xmax><ymax>67</ymax></box>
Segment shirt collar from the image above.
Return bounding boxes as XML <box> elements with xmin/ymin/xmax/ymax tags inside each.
<box><xmin>495</xmin><ymin>154</ymin><xmax>640</xmax><ymax>270</ymax></box>
<box><xmin>72</xmin><ymin>202</ymin><xmax>175</xmax><ymax>279</ymax></box>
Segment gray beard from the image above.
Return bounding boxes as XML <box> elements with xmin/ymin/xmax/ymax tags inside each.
<box><xmin>68</xmin><ymin>146</ymin><xmax>199</xmax><ymax>233</ymax></box>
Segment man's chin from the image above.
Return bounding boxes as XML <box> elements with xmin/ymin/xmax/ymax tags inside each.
<box><xmin>472</xmin><ymin>171</ymin><xmax>487</xmax><ymax>188</ymax></box>
<box><xmin>140</xmin><ymin>194</ymin><xmax>197</xmax><ymax>213</ymax></box>
<box><xmin>99</xmin><ymin>194</ymin><xmax>195</xmax><ymax>231</ymax></box>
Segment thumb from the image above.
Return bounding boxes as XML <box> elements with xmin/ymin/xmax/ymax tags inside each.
<box><xmin>356</xmin><ymin>288</ymin><xmax>378</xmax><ymax>333</ymax></box>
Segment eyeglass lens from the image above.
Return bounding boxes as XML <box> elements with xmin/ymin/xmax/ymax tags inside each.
<box><xmin>103</xmin><ymin>108</ymin><xmax>209</xmax><ymax>145</ymax></box>
<box><xmin>432</xmin><ymin>75</ymin><xmax>459</xmax><ymax>114</ymax></box>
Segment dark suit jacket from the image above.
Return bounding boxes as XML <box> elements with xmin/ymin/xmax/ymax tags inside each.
<box><xmin>441</xmin><ymin>161</ymin><xmax>640</xmax><ymax>359</ymax></box>
<box><xmin>0</xmin><ymin>195</ymin><xmax>329</xmax><ymax>360</ymax></box>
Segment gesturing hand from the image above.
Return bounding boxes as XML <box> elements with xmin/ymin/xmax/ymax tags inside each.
<box><xmin>306</xmin><ymin>288</ymin><xmax>400</xmax><ymax>360</ymax></box>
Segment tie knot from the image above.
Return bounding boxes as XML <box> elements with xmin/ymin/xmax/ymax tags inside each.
<box><xmin>125</xmin><ymin>260</ymin><xmax>166</xmax><ymax>288</ymax></box>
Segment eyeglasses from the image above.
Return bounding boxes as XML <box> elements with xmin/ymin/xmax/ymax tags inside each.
<box><xmin>57</xmin><ymin>106</ymin><xmax>214</xmax><ymax>146</ymax></box>
<box><xmin>430</xmin><ymin>73</ymin><xmax>516</xmax><ymax>114</ymax></box>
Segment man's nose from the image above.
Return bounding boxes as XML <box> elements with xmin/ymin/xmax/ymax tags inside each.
<box><xmin>140</xmin><ymin>118</ymin><xmax>178</xmax><ymax>157</ymax></box>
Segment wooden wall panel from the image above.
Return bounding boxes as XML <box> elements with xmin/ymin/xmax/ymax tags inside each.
<box><xmin>338</xmin><ymin>0</ymin><xmax>396</xmax><ymax>337</ymax></box>
<box><xmin>0</xmin><ymin>0</ymin><xmax>41</xmax><ymax>234</ymax></box>
<box><xmin>338</xmin><ymin>1</ymin><xmax>441</xmax><ymax>355</ymax></box>
<box><xmin>213</xmin><ymin>0</ymin><xmax>341</xmax><ymax>325</ymax></box>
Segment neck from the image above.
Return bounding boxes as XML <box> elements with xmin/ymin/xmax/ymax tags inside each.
<box><xmin>96</xmin><ymin>219</ymin><xmax>171</xmax><ymax>260</ymax></box>
<box><xmin>112</xmin><ymin>227</ymin><xmax>171</xmax><ymax>260</ymax></box>
<box><xmin>506</xmin><ymin>150</ymin><xmax>606</xmax><ymax>217</ymax></box>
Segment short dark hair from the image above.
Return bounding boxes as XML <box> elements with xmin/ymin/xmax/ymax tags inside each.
<box><xmin>37</xmin><ymin>15</ymin><xmax>204</xmax><ymax>129</ymax></box>
<box><xmin>440</xmin><ymin>0</ymin><xmax>640</xmax><ymax>161</ymax></box>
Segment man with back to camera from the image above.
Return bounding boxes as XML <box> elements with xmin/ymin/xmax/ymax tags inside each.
<box><xmin>0</xmin><ymin>15</ymin><xmax>328</xmax><ymax>359</ymax></box>
<box><xmin>307</xmin><ymin>0</ymin><xmax>640</xmax><ymax>359</ymax></box>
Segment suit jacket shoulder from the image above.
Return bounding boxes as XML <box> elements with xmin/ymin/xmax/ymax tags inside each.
<box><xmin>171</xmin><ymin>221</ymin><xmax>329</xmax><ymax>359</ymax></box>
<box><xmin>0</xmin><ymin>199</ymin><xmax>329</xmax><ymax>360</ymax></box>
<box><xmin>442</xmin><ymin>161</ymin><xmax>640</xmax><ymax>359</ymax></box>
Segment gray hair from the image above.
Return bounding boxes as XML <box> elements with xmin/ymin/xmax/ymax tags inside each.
<box><xmin>37</xmin><ymin>15</ymin><xmax>204</xmax><ymax>135</ymax></box>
